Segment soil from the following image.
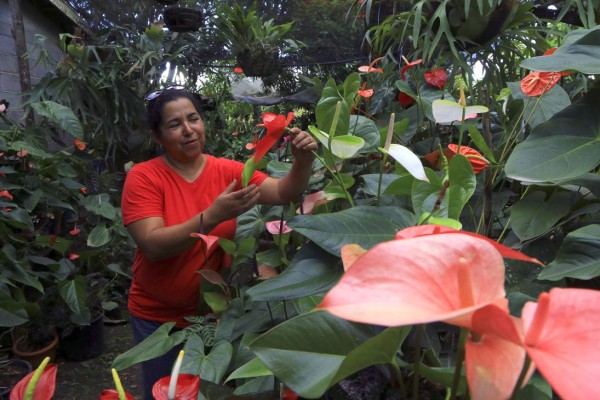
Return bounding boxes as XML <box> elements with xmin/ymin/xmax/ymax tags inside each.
<box><xmin>53</xmin><ymin>322</ymin><xmax>144</xmax><ymax>399</ymax></box>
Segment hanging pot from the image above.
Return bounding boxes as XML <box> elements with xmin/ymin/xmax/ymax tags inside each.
<box><xmin>164</xmin><ymin>7</ymin><xmax>203</xmax><ymax>33</ymax></box>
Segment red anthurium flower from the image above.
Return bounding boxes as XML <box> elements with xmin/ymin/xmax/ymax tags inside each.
<box><xmin>393</xmin><ymin>224</ymin><xmax>542</xmax><ymax>264</ymax></box>
<box><xmin>357</xmin><ymin>82</ymin><xmax>374</xmax><ymax>98</ymax></box>
<box><xmin>68</xmin><ymin>253</ymin><xmax>80</xmax><ymax>260</ymax></box>
<box><xmin>520</xmin><ymin>71</ymin><xmax>561</xmax><ymax>96</ymax></box>
<box><xmin>251</xmin><ymin>112</ymin><xmax>294</xmax><ymax>164</ymax></box>
<box><xmin>69</xmin><ymin>227</ymin><xmax>81</xmax><ymax>235</ymax></box>
<box><xmin>423</xmin><ymin>144</ymin><xmax>490</xmax><ymax>175</ymax></box>
<box><xmin>74</xmin><ymin>138</ymin><xmax>86</xmax><ymax>151</ymax></box>
<box><xmin>318</xmin><ymin>233</ymin><xmax>509</xmax><ymax>329</ymax></box>
<box><xmin>17</xmin><ymin>149</ymin><xmax>29</xmax><ymax>158</ymax></box>
<box><xmin>401</xmin><ymin>58</ymin><xmax>422</xmax><ymax>80</ymax></box>
<box><xmin>282</xmin><ymin>389</ymin><xmax>299</xmax><ymax>400</ymax></box>
<box><xmin>446</xmin><ymin>144</ymin><xmax>490</xmax><ymax>174</ymax></box>
<box><xmin>358</xmin><ymin>57</ymin><xmax>384</xmax><ymax>74</ymax></box>
<box><xmin>246</xmin><ymin>132</ymin><xmax>258</xmax><ymax>150</ymax></box>
<box><xmin>49</xmin><ymin>235</ymin><xmax>58</xmax><ymax>247</ymax></box>
<box><xmin>543</xmin><ymin>47</ymin><xmax>557</xmax><ymax>56</ymax></box>
<box><xmin>10</xmin><ymin>363</ymin><xmax>57</xmax><ymax>400</ymax></box>
<box><xmin>521</xmin><ymin>288</ymin><xmax>600</xmax><ymax>400</ymax></box>
<box><xmin>233</xmin><ymin>66</ymin><xmax>243</xmax><ymax>73</ymax></box>
<box><xmin>0</xmin><ymin>189</ymin><xmax>13</xmax><ymax>200</ymax></box>
<box><xmin>81</xmin><ymin>187</ymin><xmax>87</xmax><ymax>194</ymax></box>
<box><xmin>152</xmin><ymin>374</ymin><xmax>200</xmax><ymax>400</ymax></box>
<box><xmin>99</xmin><ymin>389</ymin><xmax>135</xmax><ymax>400</ymax></box>
<box><xmin>396</xmin><ymin>91</ymin><xmax>414</xmax><ymax>107</ymax></box>
<box><xmin>265</xmin><ymin>220</ymin><xmax>292</xmax><ymax>235</ymax></box>
<box><xmin>424</xmin><ymin>68</ymin><xmax>447</xmax><ymax>89</ymax></box>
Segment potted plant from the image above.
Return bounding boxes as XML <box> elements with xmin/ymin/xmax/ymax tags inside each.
<box><xmin>0</xmin><ymin>101</ymin><xmax>134</xmax><ymax>364</ymax></box>
<box><xmin>213</xmin><ymin>2</ymin><xmax>304</xmax><ymax>77</ymax></box>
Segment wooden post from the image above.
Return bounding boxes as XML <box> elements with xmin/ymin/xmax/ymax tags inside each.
<box><xmin>9</xmin><ymin>0</ymin><xmax>34</xmax><ymax>126</ymax></box>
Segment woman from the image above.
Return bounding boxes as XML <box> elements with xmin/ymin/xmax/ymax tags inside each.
<box><xmin>121</xmin><ymin>88</ymin><xmax>317</xmax><ymax>398</ymax></box>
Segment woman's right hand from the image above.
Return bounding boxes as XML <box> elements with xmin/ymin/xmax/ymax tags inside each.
<box><xmin>205</xmin><ymin>180</ymin><xmax>260</xmax><ymax>224</ymax></box>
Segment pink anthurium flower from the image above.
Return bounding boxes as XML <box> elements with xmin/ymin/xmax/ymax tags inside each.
<box><xmin>357</xmin><ymin>82</ymin><xmax>374</xmax><ymax>98</ymax></box>
<box><xmin>521</xmin><ymin>288</ymin><xmax>600</xmax><ymax>400</ymax></box>
<box><xmin>401</xmin><ymin>58</ymin><xmax>422</xmax><ymax>80</ymax></box>
<box><xmin>358</xmin><ymin>57</ymin><xmax>384</xmax><ymax>74</ymax></box>
<box><xmin>233</xmin><ymin>66</ymin><xmax>243</xmax><ymax>73</ymax></box>
<box><xmin>10</xmin><ymin>360</ymin><xmax>57</xmax><ymax>400</ymax></box>
<box><xmin>466</xmin><ymin>305</ymin><xmax>527</xmax><ymax>400</ymax></box>
<box><xmin>0</xmin><ymin>189</ymin><xmax>13</xmax><ymax>200</ymax></box>
<box><xmin>318</xmin><ymin>233</ymin><xmax>510</xmax><ymax>329</ymax></box>
<box><xmin>297</xmin><ymin>191</ymin><xmax>333</xmax><ymax>214</ymax></box>
<box><xmin>340</xmin><ymin>243</ymin><xmax>367</xmax><ymax>271</ymax></box>
<box><xmin>17</xmin><ymin>149</ymin><xmax>29</xmax><ymax>158</ymax></box>
<box><xmin>393</xmin><ymin>224</ymin><xmax>542</xmax><ymax>265</ymax></box>
<box><xmin>265</xmin><ymin>220</ymin><xmax>292</xmax><ymax>235</ymax></box>
<box><xmin>69</xmin><ymin>227</ymin><xmax>81</xmax><ymax>235</ymax></box>
<box><xmin>74</xmin><ymin>138</ymin><xmax>87</xmax><ymax>151</ymax></box>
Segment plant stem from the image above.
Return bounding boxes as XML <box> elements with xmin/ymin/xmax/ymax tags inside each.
<box><xmin>509</xmin><ymin>355</ymin><xmax>532</xmax><ymax>400</ymax></box>
<box><xmin>449</xmin><ymin>328</ymin><xmax>468</xmax><ymax>400</ymax></box>
<box><xmin>390</xmin><ymin>359</ymin><xmax>408</xmax><ymax>400</ymax></box>
<box><xmin>311</xmin><ymin>150</ymin><xmax>355</xmax><ymax>207</ymax></box>
<box><xmin>412</xmin><ymin>325</ymin><xmax>423</xmax><ymax>400</ymax></box>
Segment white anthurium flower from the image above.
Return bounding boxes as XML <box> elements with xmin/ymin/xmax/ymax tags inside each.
<box><xmin>432</xmin><ymin>100</ymin><xmax>489</xmax><ymax>124</ymax></box>
<box><xmin>381</xmin><ymin>144</ymin><xmax>429</xmax><ymax>182</ymax></box>
<box><xmin>308</xmin><ymin>125</ymin><xmax>365</xmax><ymax>159</ymax></box>
<box><xmin>432</xmin><ymin>83</ymin><xmax>489</xmax><ymax>124</ymax></box>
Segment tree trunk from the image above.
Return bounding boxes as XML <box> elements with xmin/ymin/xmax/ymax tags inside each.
<box><xmin>9</xmin><ymin>0</ymin><xmax>34</xmax><ymax>125</ymax></box>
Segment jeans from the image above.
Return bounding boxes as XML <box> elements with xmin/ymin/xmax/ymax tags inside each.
<box><xmin>130</xmin><ymin>315</ymin><xmax>184</xmax><ymax>400</ymax></box>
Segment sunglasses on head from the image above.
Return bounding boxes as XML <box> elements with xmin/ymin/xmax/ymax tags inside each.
<box><xmin>144</xmin><ymin>85</ymin><xmax>186</xmax><ymax>102</ymax></box>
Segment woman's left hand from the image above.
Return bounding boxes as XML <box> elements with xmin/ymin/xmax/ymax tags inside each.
<box><xmin>289</xmin><ymin>127</ymin><xmax>318</xmax><ymax>163</ymax></box>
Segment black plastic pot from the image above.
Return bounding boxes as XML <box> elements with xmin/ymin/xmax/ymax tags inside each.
<box><xmin>0</xmin><ymin>358</ymin><xmax>32</xmax><ymax>400</ymax></box>
<box><xmin>164</xmin><ymin>7</ymin><xmax>203</xmax><ymax>33</ymax></box>
<box><xmin>59</xmin><ymin>314</ymin><xmax>105</xmax><ymax>361</ymax></box>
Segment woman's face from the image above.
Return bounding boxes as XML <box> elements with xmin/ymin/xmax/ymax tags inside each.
<box><xmin>152</xmin><ymin>97</ymin><xmax>206</xmax><ymax>162</ymax></box>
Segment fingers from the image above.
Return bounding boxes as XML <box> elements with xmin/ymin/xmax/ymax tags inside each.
<box><xmin>291</xmin><ymin>130</ymin><xmax>318</xmax><ymax>151</ymax></box>
<box><xmin>222</xmin><ymin>179</ymin><xmax>238</xmax><ymax>194</ymax></box>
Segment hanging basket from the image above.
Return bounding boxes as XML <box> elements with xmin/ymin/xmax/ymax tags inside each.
<box><xmin>237</xmin><ymin>48</ymin><xmax>280</xmax><ymax>77</ymax></box>
<box><xmin>164</xmin><ymin>7</ymin><xmax>203</xmax><ymax>33</ymax></box>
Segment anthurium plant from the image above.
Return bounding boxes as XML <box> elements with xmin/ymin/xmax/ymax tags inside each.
<box><xmin>108</xmin><ymin>10</ymin><xmax>600</xmax><ymax>400</ymax></box>
<box><xmin>0</xmin><ymin>101</ymin><xmax>133</xmax><ymax>343</ymax></box>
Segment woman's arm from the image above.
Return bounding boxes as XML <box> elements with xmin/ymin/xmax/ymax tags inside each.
<box><xmin>258</xmin><ymin>128</ymin><xmax>318</xmax><ymax>205</ymax></box>
<box><xmin>127</xmin><ymin>180</ymin><xmax>260</xmax><ymax>262</ymax></box>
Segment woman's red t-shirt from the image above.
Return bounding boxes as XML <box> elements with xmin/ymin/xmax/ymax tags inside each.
<box><xmin>121</xmin><ymin>155</ymin><xmax>268</xmax><ymax>326</ymax></box>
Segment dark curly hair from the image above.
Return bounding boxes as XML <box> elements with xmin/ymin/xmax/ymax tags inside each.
<box><xmin>145</xmin><ymin>89</ymin><xmax>203</xmax><ymax>135</ymax></box>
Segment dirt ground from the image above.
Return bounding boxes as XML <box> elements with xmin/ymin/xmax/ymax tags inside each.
<box><xmin>53</xmin><ymin>322</ymin><xmax>144</xmax><ymax>399</ymax></box>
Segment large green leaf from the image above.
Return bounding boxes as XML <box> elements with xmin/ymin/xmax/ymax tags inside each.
<box><xmin>82</xmin><ymin>193</ymin><xmax>117</xmax><ymax>220</ymax></box>
<box><xmin>58</xmin><ymin>275</ymin><xmax>90</xmax><ymax>325</ymax></box>
<box><xmin>505</xmin><ymin>87</ymin><xmax>600</xmax><ymax>183</ymax></box>
<box><xmin>246</xmin><ymin>243</ymin><xmax>341</xmax><ymax>302</ymax></box>
<box><xmin>112</xmin><ymin>322</ymin><xmax>187</xmax><ymax>370</ymax></box>
<box><xmin>87</xmin><ymin>224</ymin><xmax>111</xmax><ymax>247</ymax></box>
<box><xmin>315</xmin><ymin>73</ymin><xmax>360</xmax><ymax>136</ymax></box>
<box><xmin>0</xmin><ymin>296</ymin><xmax>29</xmax><ymax>327</ymax></box>
<box><xmin>507</xmin><ymin>82</ymin><xmax>571</xmax><ymax>128</ymax></box>
<box><xmin>446</xmin><ymin>154</ymin><xmax>477</xmax><ymax>220</ymax></box>
<box><xmin>288</xmin><ymin>206</ymin><xmax>415</xmax><ymax>256</ymax></box>
<box><xmin>348</xmin><ymin>115</ymin><xmax>381</xmax><ymax>152</ymax></box>
<box><xmin>250</xmin><ymin>310</ymin><xmax>409</xmax><ymax>398</ymax></box>
<box><xmin>226</xmin><ymin>357</ymin><xmax>273</xmax><ymax>382</ymax></box>
<box><xmin>520</xmin><ymin>27</ymin><xmax>600</xmax><ymax>74</ymax></box>
<box><xmin>509</xmin><ymin>191</ymin><xmax>572</xmax><ymax>241</ymax></box>
<box><xmin>182</xmin><ymin>335</ymin><xmax>233</xmax><ymax>384</ymax></box>
<box><xmin>30</xmin><ymin>101</ymin><xmax>83</xmax><ymax>138</ymax></box>
<box><xmin>538</xmin><ymin>224</ymin><xmax>600</xmax><ymax>281</ymax></box>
